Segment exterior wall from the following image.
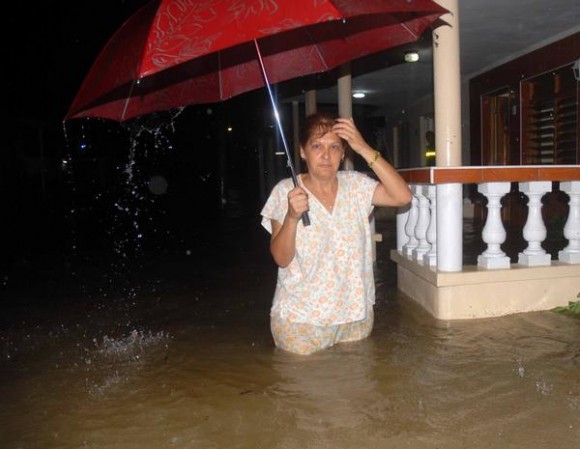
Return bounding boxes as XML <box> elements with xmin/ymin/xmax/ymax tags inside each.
<box><xmin>469</xmin><ymin>32</ymin><xmax>580</xmax><ymax>165</ymax></box>
<box><xmin>384</xmin><ymin>32</ymin><xmax>580</xmax><ymax>171</ymax></box>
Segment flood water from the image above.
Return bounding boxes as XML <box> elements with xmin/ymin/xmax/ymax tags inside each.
<box><xmin>1</xmin><ymin>216</ymin><xmax>580</xmax><ymax>449</ymax></box>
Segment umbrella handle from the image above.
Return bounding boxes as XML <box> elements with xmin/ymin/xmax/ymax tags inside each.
<box><xmin>254</xmin><ymin>40</ymin><xmax>310</xmax><ymax>227</ymax></box>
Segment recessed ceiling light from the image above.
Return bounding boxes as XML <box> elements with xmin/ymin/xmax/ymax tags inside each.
<box><xmin>352</xmin><ymin>92</ymin><xmax>365</xmax><ymax>99</ymax></box>
<box><xmin>404</xmin><ymin>51</ymin><xmax>419</xmax><ymax>63</ymax></box>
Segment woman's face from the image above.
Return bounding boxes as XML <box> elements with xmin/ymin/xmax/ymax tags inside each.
<box><xmin>300</xmin><ymin>130</ymin><xmax>345</xmax><ymax>180</ymax></box>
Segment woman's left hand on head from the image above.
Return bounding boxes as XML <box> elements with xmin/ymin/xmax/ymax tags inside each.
<box><xmin>332</xmin><ymin>118</ymin><xmax>371</xmax><ymax>155</ymax></box>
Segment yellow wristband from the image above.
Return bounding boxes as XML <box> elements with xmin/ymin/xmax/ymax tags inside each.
<box><xmin>368</xmin><ymin>151</ymin><xmax>380</xmax><ymax>168</ymax></box>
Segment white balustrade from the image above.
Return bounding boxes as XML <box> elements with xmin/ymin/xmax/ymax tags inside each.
<box><xmin>403</xmin><ymin>194</ymin><xmax>419</xmax><ymax>257</ymax></box>
<box><xmin>412</xmin><ymin>185</ymin><xmax>431</xmax><ymax>261</ymax></box>
<box><xmin>393</xmin><ymin>166</ymin><xmax>580</xmax><ymax>321</ymax></box>
<box><xmin>559</xmin><ymin>181</ymin><xmax>580</xmax><ymax>263</ymax></box>
<box><xmin>396</xmin><ymin>205</ymin><xmax>410</xmax><ymax>251</ymax></box>
<box><xmin>518</xmin><ymin>181</ymin><xmax>551</xmax><ymax>266</ymax></box>
<box><xmin>437</xmin><ymin>183</ymin><xmax>463</xmax><ymax>271</ymax></box>
<box><xmin>396</xmin><ymin>167</ymin><xmax>580</xmax><ymax>274</ymax></box>
<box><xmin>423</xmin><ymin>184</ymin><xmax>437</xmax><ymax>266</ymax></box>
<box><xmin>477</xmin><ymin>182</ymin><xmax>511</xmax><ymax>269</ymax></box>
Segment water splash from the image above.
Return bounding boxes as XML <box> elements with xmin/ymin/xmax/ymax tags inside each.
<box><xmin>62</xmin><ymin>109</ymin><xmax>184</xmax><ymax>300</ymax></box>
<box><xmin>95</xmin><ymin>329</ymin><xmax>171</xmax><ymax>362</ymax></box>
<box><xmin>85</xmin><ymin>329</ymin><xmax>171</xmax><ymax>397</ymax></box>
<box><xmin>513</xmin><ymin>358</ymin><xmax>526</xmax><ymax>378</ymax></box>
<box><xmin>535</xmin><ymin>379</ymin><xmax>554</xmax><ymax>396</ymax></box>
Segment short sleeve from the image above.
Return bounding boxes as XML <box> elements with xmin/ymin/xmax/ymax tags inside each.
<box><xmin>342</xmin><ymin>171</ymin><xmax>378</xmax><ymax>217</ymax></box>
<box><xmin>260</xmin><ymin>179</ymin><xmax>292</xmax><ymax>234</ymax></box>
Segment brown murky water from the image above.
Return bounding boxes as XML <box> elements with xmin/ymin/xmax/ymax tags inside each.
<box><xmin>1</xmin><ymin>217</ymin><xmax>580</xmax><ymax>449</ymax></box>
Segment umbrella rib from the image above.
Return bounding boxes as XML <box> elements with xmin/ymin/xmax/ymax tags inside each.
<box><xmin>305</xmin><ymin>27</ymin><xmax>330</xmax><ymax>71</ymax></box>
<box><xmin>401</xmin><ymin>21</ymin><xmax>419</xmax><ymax>40</ymax></box>
<box><xmin>121</xmin><ymin>79</ymin><xmax>138</xmax><ymax>121</ymax></box>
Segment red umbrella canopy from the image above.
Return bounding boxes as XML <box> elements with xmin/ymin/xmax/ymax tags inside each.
<box><xmin>66</xmin><ymin>0</ymin><xmax>447</xmax><ymax>122</ymax></box>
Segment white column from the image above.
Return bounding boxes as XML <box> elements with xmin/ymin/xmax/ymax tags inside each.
<box><xmin>396</xmin><ymin>204</ymin><xmax>411</xmax><ymax>251</ymax></box>
<box><xmin>518</xmin><ymin>181</ymin><xmax>552</xmax><ymax>266</ymax></box>
<box><xmin>423</xmin><ymin>184</ymin><xmax>437</xmax><ymax>267</ymax></box>
<box><xmin>403</xmin><ymin>190</ymin><xmax>419</xmax><ymax>257</ymax></box>
<box><xmin>437</xmin><ymin>183</ymin><xmax>463</xmax><ymax>271</ymax></box>
<box><xmin>477</xmin><ymin>182</ymin><xmax>511</xmax><ymax>269</ymax></box>
<box><xmin>433</xmin><ymin>0</ymin><xmax>462</xmax><ymax>168</ymax></box>
<box><xmin>559</xmin><ymin>181</ymin><xmax>580</xmax><ymax>263</ymax></box>
<box><xmin>338</xmin><ymin>63</ymin><xmax>352</xmax><ymax>119</ymax></box>
<box><xmin>338</xmin><ymin>63</ymin><xmax>354</xmax><ymax>170</ymax></box>
<box><xmin>433</xmin><ymin>0</ymin><xmax>463</xmax><ymax>272</ymax></box>
<box><xmin>305</xmin><ymin>90</ymin><xmax>316</xmax><ymax>116</ymax></box>
<box><xmin>412</xmin><ymin>185</ymin><xmax>431</xmax><ymax>261</ymax></box>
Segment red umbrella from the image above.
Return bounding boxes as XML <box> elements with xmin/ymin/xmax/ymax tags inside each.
<box><xmin>65</xmin><ymin>0</ymin><xmax>446</xmax><ymax>225</ymax></box>
<box><xmin>65</xmin><ymin>0</ymin><xmax>446</xmax><ymax>122</ymax></box>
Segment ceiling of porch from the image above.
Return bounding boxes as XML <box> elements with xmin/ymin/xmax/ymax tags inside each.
<box><xmin>291</xmin><ymin>0</ymin><xmax>580</xmax><ymax>116</ymax></box>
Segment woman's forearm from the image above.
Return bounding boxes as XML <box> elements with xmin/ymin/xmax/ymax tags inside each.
<box><xmin>270</xmin><ymin>216</ymin><xmax>299</xmax><ymax>268</ymax></box>
<box><xmin>362</xmin><ymin>148</ymin><xmax>412</xmax><ymax>206</ymax></box>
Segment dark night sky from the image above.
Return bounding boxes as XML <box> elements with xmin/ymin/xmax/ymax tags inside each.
<box><xmin>7</xmin><ymin>1</ymin><xmax>150</xmax><ymax>125</ymax></box>
<box><xmin>2</xmin><ymin>1</ymin><xmax>276</xmax><ymax>279</ymax></box>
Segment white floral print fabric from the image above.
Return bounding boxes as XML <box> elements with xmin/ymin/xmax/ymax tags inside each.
<box><xmin>261</xmin><ymin>171</ymin><xmax>378</xmax><ymax>326</ymax></box>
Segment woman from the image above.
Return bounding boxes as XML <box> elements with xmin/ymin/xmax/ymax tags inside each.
<box><xmin>261</xmin><ymin>113</ymin><xmax>412</xmax><ymax>355</ymax></box>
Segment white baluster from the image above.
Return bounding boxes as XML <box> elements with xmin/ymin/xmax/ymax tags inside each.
<box><xmin>559</xmin><ymin>181</ymin><xmax>580</xmax><ymax>264</ymax></box>
<box><xmin>422</xmin><ymin>184</ymin><xmax>437</xmax><ymax>267</ymax></box>
<box><xmin>396</xmin><ymin>203</ymin><xmax>411</xmax><ymax>251</ymax></box>
<box><xmin>437</xmin><ymin>183</ymin><xmax>463</xmax><ymax>272</ymax></box>
<box><xmin>403</xmin><ymin>186</ymin><xmax>419</xmax><ymax>257</ymax></box>
<box><xmin>477</xmin><ymin>182</ymin><xmax>511</xmax><ymax>269</ymax></box>
<box><xmin>413</xmin><ymin>185</ymin><xmax>431</xmax><ymax>261</ymax></box>
<box><xmin>518</xmin><ymin>181</ymin><xmax>552</xmax><ymax>266</ymax></box>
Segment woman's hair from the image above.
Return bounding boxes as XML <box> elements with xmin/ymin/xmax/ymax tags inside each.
<box><xmin>299</xmin><ymin>112</ymin><xmax>342</xmax><ymax>148</ymax></box>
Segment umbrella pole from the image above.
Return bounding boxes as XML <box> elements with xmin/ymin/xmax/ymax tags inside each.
<box><xmin>254</xmin><ymin>40</ymin><xmax>310</xmax><ymax>226</ymax></box>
